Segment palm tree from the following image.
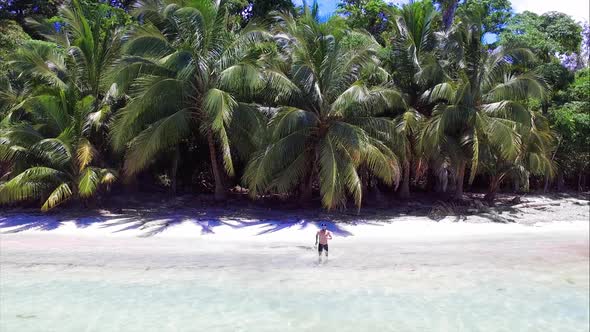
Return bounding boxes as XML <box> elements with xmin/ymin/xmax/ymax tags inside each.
<box><xmin>0</xmin><ymin>41</ymin><xmax>116</xmax><ymax>210</ymax></box>
<box><xmin>382</xmin><ymin>1</ymin><xmax>440</xmax><ymax>198</ymax></box>
<box><xmin>385</xmin><ymin>0</ymin><xmax>441</xmax><ymax>108</ymax></box>
<box><xmin>0</xmin><ymin>74</ymin><xmax>34</xmax><ymax>125</ymax></box>
<box><xmin>478</xmin><ymin>109</ymin><xmax>555</xmax><ymax>201</ymax></box>
<box><xmin>111</xmin><ymin>0</ymin><xmax>273</xmax><ymax>199</ymax></box>
<box><xmin>420</xmin><ymin>12</ymin><xmax>546</xmax><ymax>199</ymax></box>
<box><xmin>27</xmin><ymin>0</ymin><xmax>124</xmax><ymax>124</ymax></box>
<box><xmin>242</xmin><ymin>8</ymin><xmax>406</xmax><ymax>210</ymax></box>
<box><xmin>0</xmin><ymin>69</ymin><xmax>38</xmax><ymax>180</ymax></box>
<box><xmin>0</xmin><ymin>0</ymin><xmax>123</xmax><ymax>210</ymax></box>
<box><xmin>390</xmin><ymin>109</ymin><xmax>424</xmax><ymax>198</ymax></box>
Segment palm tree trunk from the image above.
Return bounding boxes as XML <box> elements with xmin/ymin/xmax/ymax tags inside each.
<box><xmin>299</xmin><ymin>157</ymin><xmax>315</xmax><ymax>205</ymax></box>
<box><xmin>399</xmin><ymin>160</ymin><xmax>410</xmax><ymax>199</ymax></box>
<box><xmin>557</xmin><ymin>172</ymin><xmax>564</xmax><ymax>191</ymax></box>
<box><xmin>543</xmin><ymin>174</ymin><xmax>550</xmax><ymax>193</ymax></box>
<box><xmin>578</xmin><ymin>171</ymin><xmax>583</xmax><ymax>191</ymax></box>
<box><xmin>454</xmin><ymin>160</ymin><xmax>466</xmax><ymax>199</ymax></box>
<box><xmin>485</xmin><ymin>176</ymin><xmax>500</xmax><ymax>202</ymax></box>
<box><xmin>299</xmin><ymin>172</ymin><xmax>313</xmax><ymax>206</ymax></box>
<box><xmin>513</xmin><ymin>177</ymin><xmax>520</xmax><ymax>193</ymax></box>
<box><xmin>125</xmin><ymin>176</ymin><xmax>138</xmax><ymax>193</ymax></box>
<box><xmin>441</xmin><ymin>0</ymin><xmax>459</xmax><ymax>31</ymax></box>
<box><xmin>299</xmin><ymin>180</ymin><xmax>312</xmax><ymax>204</ymax></box>
<box><xmin>207</xmin><ymin>132</ymin><xmax>226</xmax><ymax>201</ymax></box>
<box><xmin>361</xmin><ymin>167</ymin><xmax>369</xmax><ymax>199</ymax></box>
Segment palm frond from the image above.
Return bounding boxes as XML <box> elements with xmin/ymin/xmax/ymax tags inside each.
<box><xmin>41</xmin><ymin>183</ymin><xmax>72</xmax><ymax>211</ymax></box>
<box><xmin>485</xmin><ymin>72</ymin><xmax>545</xmax><ymax>102</ymax></box>
<box><xmin>318</xmin><ymin>135</ymin><xmax>344</xmax><ymax>210</ymax></box>
<box><xmin>111</xmin><ymin>76</ymin><xmax>186</xmax><ymax>152</ymax></box>
<box><xmin>0</xmin><ymin>166</ymin><xmax>68</xmax><ymax>205</ymax></box>
<box><xmin>124</xmin><ymin>110</ymin><xmax>191</xmax><ymax>176</ymax></box>
<box><xmin>76</xmin><ymin>138</ymin><xmax>96</xmax><ymax>171</ymax></box>
<box><xmin>78</xmin><ymin>167</ymin><xmax>100</xmax><ymax>198</ymax></box>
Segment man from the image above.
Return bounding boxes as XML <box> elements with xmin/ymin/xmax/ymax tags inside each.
<box><xmin>315</xmin><ymin>223</ymin><xmax>333</xmax><ymax>260</ymax></box>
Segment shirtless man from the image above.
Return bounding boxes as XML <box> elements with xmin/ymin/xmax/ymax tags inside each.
<box><xmin>315</xmin><ymin>223</ymin><xmax>333</xmax><ymax>260</ymax></box>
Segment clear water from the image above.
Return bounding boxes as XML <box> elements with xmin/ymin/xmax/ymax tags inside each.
<box><xmin>1</xmin><ymin>234</ymin><xmax>588</xmax><ymax>332</ymax></box>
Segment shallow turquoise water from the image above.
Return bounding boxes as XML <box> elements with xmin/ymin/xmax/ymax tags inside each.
<box><xmin>1</xmin><ymin>235</ymin><xmax>588</xmax><ymax>332</ymax></box>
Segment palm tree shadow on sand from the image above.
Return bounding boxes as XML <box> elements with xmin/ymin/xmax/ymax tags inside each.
<box><xmin>0</xmin><ymin>209</ymin><xmax>365</xmax><ymax>237</ymax></box>
<box><xmin>0</xmin><ymin>215</ymin><xmax>110</xmax><ymax>233</ymax></box>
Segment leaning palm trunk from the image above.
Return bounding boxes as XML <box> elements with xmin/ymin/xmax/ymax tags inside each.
<box><xmin>485</xmin><ymin>174</ymin><xmax>503</xmax><ymax>202</ymax></box>
<box><xmin>543</xmin><ymin>175</ymin><xmax>551</xmax><ymax>192</ymax></box>
<box><xmin>454</xmin><ymin>161</ymin><xmax>466</xmax><ymax>199</ymax></box>
<box><xmin>299</xmin><ymin>173</ymin><xmax>314</xmax><ymax>205</ymax></box>
<box><xmin>207</xmin><ymin>132</ymin><xmax>226</xmax><ymax>200</ymax></box>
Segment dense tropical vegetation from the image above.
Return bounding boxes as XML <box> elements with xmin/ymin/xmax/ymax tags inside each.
<box><xmin>0</xmin><ymin>0</ymin><xmax>588</xmax><ymax>211</ymax></box>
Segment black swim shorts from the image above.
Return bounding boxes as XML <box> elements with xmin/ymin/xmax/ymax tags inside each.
<box><xmin>318</xmin><ymin>244</ymin><xmax>328</xmax><ymax>253</ymax></box>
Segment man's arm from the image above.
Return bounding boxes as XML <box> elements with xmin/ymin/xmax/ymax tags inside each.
<box><xmin>327</xmin><ymin>231</ymin><xmax>333</xmax><ymax>240</ymax></box>
<box><xmin>315</xmin><ymin>232</ymin><xmax>319</xmax><ymax>246</ymax></box>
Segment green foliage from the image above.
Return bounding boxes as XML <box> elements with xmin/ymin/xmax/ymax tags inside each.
<box><xmin>0</xmin><ymin>0</ymin><xmax>120</xmax><ymax>210</ymax></box>
<box><xmin>223</xmin><ymin>0</ymin><xmax>294</xmax><ymax>27</ymax></box>
<box><xmin>550</xmin><ymin>103</ymin><xmax>590</xmax><ymax>178</ymax></box>
<box><xmin>535</xmin><ymin>61</ymin><xmax>575</xmax><ymax>107</ymax></box>
<box><xmin>248</xmin><ymin>0</ymin><xmax>294</xmax><ymax>21</ymax></box>
<box><xmin>551</xmin><ymin>103</ymin><xmax>590</xmax><ymax>152</ymax></box>
<box><xmin>500</xmin><ymin>11</ymin><xmax>583</xmax><ymax>60</ymax></box>
<box><xmin>243</xmin><ymin>9</ymin><xmax>404</xmax><ymax>209</ymax></box>
<box><xmin>0</xmin><ymin>20</ymin><xmax>31</xmax><ymax>76</ymax></box>
<box><xmin>569</xmin><ymin>68</ymin><xmax>590</xmax><ymax>102</ymax></box>
<box><xmin>538</xmin><ymin>62</ymin><xmax>574</xmax><ymax>92</ymax></box>
<box><xmin>0</xmin><ymin>62</ymin><xmax>117</xmax><ymax>210</ymax></box>
<box><xmin>0</xmin><ymin>0</ymin><xmax>63</xmax><ymax>21</ymax></box>
<box><xmin>458</xmin><ymin>0</ymin><xmax>512</xmax><ymax>35</ymax></box>
<box><xmin>336</xmin><ymin>0</ymin><xmax>395</xmax><ymax>43</ymax></box>
<box><xmin>111</xmin><ymin>0</ymin><xmax>278</xmax><ymax>199</ymax></box>
<box><xmin>420</xmin><ymin>11</ymin><xmax>552</xmax><ymax>197</ymax></box>
<box><xmin>549</xmin><ymin>68</ymin><xmax>590</xmax><ymax>181</ymax></box>
<box><xmin>383</xmin><ymin>0</ymin><xmax>440</xmax><ymax>106</ymax></box>
<box><xmin>79</xmin><ymin>0</ymin><xmax>133</xmax><ymax>30</ymax></box>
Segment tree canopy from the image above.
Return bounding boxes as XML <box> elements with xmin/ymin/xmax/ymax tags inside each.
<box><xmin>0</xmin><ymin>0</ymin><xmax>587</xmax><ymax>211</ymax></box>
<box><xmin>458</xmin><ymin>0</ymin><xmax>512</xmax><ymax>35</ymax></box>
<box><xmin>336</xmin><ymin>0</ymin><xmax>395</xmax><ymax>42</ymax></box>
<box><xmin>500</xmin><ymin>11</ymin><xmax>582</xmax><ymax>60</ymax></box>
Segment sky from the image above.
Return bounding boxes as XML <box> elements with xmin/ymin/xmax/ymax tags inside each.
<box><xmin>292</xmin><ymin>0</ymin><xmax>590</xmax><ymax>23</ymax></box>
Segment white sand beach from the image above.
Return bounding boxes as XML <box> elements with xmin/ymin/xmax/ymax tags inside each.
<box><xmin>1</xmin><ymin>195</ymin><xmax>589</xmax><ymax>332</ymax></box>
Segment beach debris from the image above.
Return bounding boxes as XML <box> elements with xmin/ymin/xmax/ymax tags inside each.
<box><xmin>484</xmin><ymin>211</ymin><xmax>515</xmax><ymax>223</ymax></box>
<box><xmin>472</xmin><ymin>199</ymin><xmax>489</xmax><ymax>212</ymax></box>
<box><xmin>428</xmin><ymin>201</ymin><xmax>465</xmax><ymax>221</ymax></box>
